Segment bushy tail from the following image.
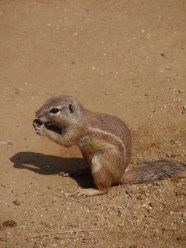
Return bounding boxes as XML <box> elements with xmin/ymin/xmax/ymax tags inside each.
<box><xmin>120</xmin><ymin>160</ymin><xmax>186</xmax><ymax>184</ymax></box>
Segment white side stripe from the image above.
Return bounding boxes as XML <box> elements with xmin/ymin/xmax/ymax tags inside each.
<box><xmin>88</xmin><ymin>127</ymin><xmax>125</xmax><ymax>149</ymax></box>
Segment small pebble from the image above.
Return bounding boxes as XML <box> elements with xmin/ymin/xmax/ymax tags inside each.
<box><xmin>13</xmin><ymin>199</ymin><xmax>21</xmax><ymax>206</ymax></box>
<box><xmin>170</xmin><ymin>140</ymin><xmax>178</xmax><ymax>144</ymax></box>
<box><xmin>165</xmin><ymin>67</ymin><xmax>173</xmax><ymax>70</ymax></box>
<box><xmin>178</xmin><ymin>89</ymin><xmax>183</xmax><ymax>93</ymax></box>
<box><xmin>0</xmin><ymin>141</ymin><xmax>8</xmax><ymax>145</ymax></box>
<box><xmin>15</xmin><ymin>89</ymin><xmax>20</xmax><ymax>94</ymax></box>
<box><xmin>55</xmin><ymin>235</ymin><xmax>62</xmax><ymax>240</ymax></box>
<box><xmin>0</xmin><ymin>141</ymin><xmax>12</xmax><ymax>145</ymax></box>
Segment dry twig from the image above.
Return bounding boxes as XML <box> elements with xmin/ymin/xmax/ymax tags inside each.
<box><xmin>31</xmin><ymin>228</ymin><xmax>102</xmax><ymax>238</ymax></box>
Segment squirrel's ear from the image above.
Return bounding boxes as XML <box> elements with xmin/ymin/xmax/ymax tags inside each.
<box><xmin>69</xmin><ymin>104</ymin><xmax>74</xmax><ymax>114</ymax></box>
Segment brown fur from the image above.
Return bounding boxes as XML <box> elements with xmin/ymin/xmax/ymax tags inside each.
<box><xmin>33</xmin><ymin>95</ymin><xmax>186</xmax><ymax>197</ymax></box>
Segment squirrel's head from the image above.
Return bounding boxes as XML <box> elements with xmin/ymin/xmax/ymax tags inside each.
<box><xmin>35</xmin><ymin>96</ymin><xmax>84</xmax><ymax>128</ymax></box>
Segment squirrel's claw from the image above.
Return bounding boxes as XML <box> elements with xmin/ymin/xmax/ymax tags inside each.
<box><xmin>33</xmin><ymin>120</ymin><xmax>45</xmax><ymax>136</ymax></box>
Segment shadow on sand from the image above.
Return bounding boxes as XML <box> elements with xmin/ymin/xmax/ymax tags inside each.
<box><xmin>10</xmin><ymin>152</ymin><xmax>94</xmax><ymax>189</ymax></box>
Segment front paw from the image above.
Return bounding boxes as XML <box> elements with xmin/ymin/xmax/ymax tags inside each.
<box><xmin>33</xmin><ymin>119</ymin><xmax>46</xmax><ymax>136</ymax></box>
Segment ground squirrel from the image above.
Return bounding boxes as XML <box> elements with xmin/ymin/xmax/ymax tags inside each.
<box><xmin>33</xmin><ymin>95</ymin><xmax>186</xmax><ymax>197</ymax></box>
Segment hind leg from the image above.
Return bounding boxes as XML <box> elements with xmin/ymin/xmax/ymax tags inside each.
<box><xmin>68</xmin><ymin>150</ymin><xmax>123</xmax><ymax>197</ymax></box>
<box><xmin>67</xmin><ymin>152</ymin><xmax>115</xmax><ymax>197</ymax></box>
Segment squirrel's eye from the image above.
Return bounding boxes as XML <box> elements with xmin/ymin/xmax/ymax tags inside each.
<box><xmin>50</xmin><ymin>108</ymin><xmax>60</xmax><ymax>114</ymax></box>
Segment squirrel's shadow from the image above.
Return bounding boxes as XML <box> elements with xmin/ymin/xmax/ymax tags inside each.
<box><xmin>10</xmin><ymin>152</ymin><xmax>94</xmax><ymax>189</ymax></box>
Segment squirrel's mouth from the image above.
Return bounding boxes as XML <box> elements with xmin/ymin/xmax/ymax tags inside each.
<box><xmin>37</xmin><ymin>117</ymin><xmax>52</xmax><ymax>125</ymax></box>
<box><xmin>33</xmin><ymin>119</ymin><xmax>62</xmax><ymax>134</ymax></box>
<box><xmin>33</xmin><ymin>118</ymin><xmax>52</xmax><ymax>126</ymax></box>
<box><xmin>44</xmin><ymin>121</ymin><xmax>52</xmax><ymax>125</ymax></box>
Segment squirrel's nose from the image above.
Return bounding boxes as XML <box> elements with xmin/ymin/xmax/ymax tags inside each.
<box><xmin>35</xmin><ymin>108</ymin><xmax>43</xmax><ymax>118</ymax></box>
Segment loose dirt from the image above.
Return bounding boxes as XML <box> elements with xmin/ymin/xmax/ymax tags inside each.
<box><xmin>0</xmin><ymin>1</ymin><xmax>186</xmax><ymax>247</ymax></box>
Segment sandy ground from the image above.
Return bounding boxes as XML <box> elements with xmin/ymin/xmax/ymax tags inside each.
<box><xmin>0</xmin><ymin>0</ymin><xmax>186</xmax><ymax>247</ymax></box>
